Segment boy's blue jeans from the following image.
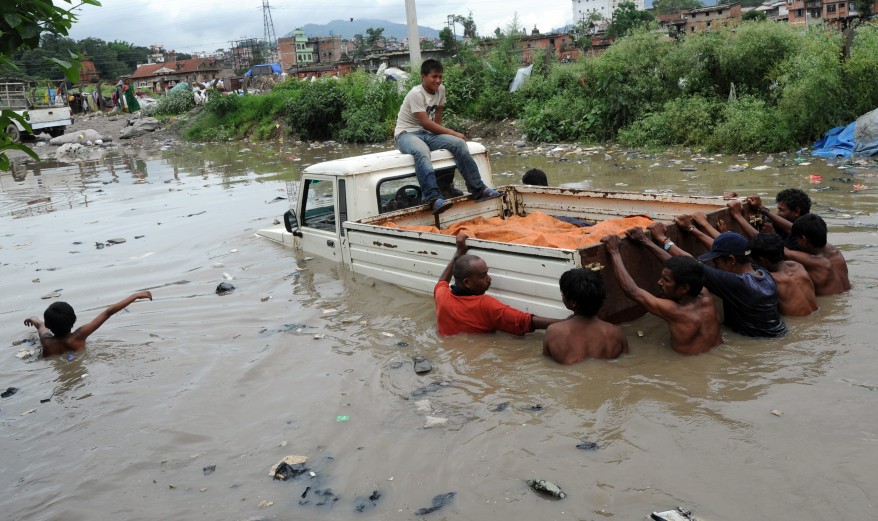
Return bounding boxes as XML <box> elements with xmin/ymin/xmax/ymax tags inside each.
<box><xmin>396</xmin><ymin>131</ymin><xmax>486</xmax><ymax>203</ymax></box>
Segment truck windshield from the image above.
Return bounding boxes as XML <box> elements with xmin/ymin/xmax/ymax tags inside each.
<box><xmin>301</xmin><ymin>179</ymin><xmax>335</xmax><ymax>231</ymax></box>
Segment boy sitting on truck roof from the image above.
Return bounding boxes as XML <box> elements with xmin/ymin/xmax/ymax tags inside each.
<box><xmin>542</xmin><ymin>267</ymin><xmax>629</xmax><ymax>364</ymax></box>
<box><xmin>394</xmin><ymin>59</ymin><xmax>500</xmax><ymax>216</ymax></box>
<box><xmin>434</xmin><ymin>234</ymin><xmax>559</xmax><ymax>336</ymax></box>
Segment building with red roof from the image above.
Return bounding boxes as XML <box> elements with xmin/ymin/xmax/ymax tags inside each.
<box><xmin>129</xmin><ymin>58</ymin><xmax>223</xmax><ymax>93</ymax></box>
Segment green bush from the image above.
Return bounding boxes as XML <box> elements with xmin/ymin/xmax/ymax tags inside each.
<box><xmin>844</xmin><ymin>24</ymin><xmax>878</xmax><ymax>118</ymax></box>
<box><xmin>284</xmin><ymin>80</ymin><xmax>345</xmax><ymax>140</ymax></box>
<box><xmin>143</xmin><ymin>89</ymin><xmax>195</xmax><ymax>116</ymax></box>
<box><xmin>773</xmin><ymin>28</ymin><xmax>847</xmax><ymax>143</ymax></box>
<box><xmin>618</xmin><ymin>96</ymin><xmax>720</xmax><ymax>148</ymax></box>
<box><xmin>337</xmin><ymin>72</ymin><xmax>401</xmax><ymax>142</ymax></box>
<box><xmin>709</xmin><ymin>95</ymin><xmax>793</xmax><ymax>152</ymax></box>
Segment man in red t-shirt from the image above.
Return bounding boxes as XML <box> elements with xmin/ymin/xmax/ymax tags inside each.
<box><xmin>434</xmin><ymin>234</ymin><xmax>560</xmax><ymax>336</ymax></box>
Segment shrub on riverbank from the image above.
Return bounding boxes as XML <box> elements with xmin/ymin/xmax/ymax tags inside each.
<box><xmin>178</xmin><ymin>21</ymin><xmax>878</xmax><ymax>153</ymax></box>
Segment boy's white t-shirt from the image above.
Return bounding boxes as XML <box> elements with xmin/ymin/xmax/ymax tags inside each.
<box><xmin>394</xmin><ymin>84</ymin><xmax>446</xmax><ymax>138</ymax></box>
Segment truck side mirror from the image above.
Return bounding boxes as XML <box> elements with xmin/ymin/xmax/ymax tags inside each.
<box><xmin>284</xmin><ymin>210</ymin><xmax>302</xmax><ymax>237</ymax></box>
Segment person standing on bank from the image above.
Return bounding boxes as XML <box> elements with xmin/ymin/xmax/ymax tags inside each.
<box><xmin>394</xmin><ymin>59</ymin><xmax>501</xmax><ymax>215</ymax></box>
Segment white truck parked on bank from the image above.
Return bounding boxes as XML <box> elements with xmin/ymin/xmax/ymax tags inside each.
<box><xmin>257</xmin><ymin>143</ymin><xmax>736</xmax><ymax>322</ymax></box>
<box><xmin>2</xmin><ymin>80</ymin><xmax>73</xmax><ymax>141</ymax></box>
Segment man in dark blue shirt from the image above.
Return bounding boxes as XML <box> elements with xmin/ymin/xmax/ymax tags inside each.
<box><xmin>648</xmin><ymin>225</ymin><xmax>786</xmax><ymax>338</ymax></box>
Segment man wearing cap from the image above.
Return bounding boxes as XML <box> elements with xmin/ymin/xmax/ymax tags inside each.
<box><xmin>648</xmin><ymin>223</ymin><xmax>786</xmax><ymax>338</ymax></box>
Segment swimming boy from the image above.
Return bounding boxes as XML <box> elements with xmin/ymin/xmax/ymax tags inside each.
<box><xmin>785</xmin><ymin>213</ymin><xmax>850</xmax><ymax>296</ymax></box>
<box><xmin>603</xmin><ymin>231</ymin><xmax>721</xmax><ymax>355</ymax></box>
<box><xmin>542</xmin><ymin>267</ymin><xmax>629</xmax><ymax>364</ymax></box>
<box><xmin>434</xmin><ymin>234</ymin><xmax>559</xmax><ymax>336</ymax></box>
<box><xmin>24</xmin><ymin>291</ymin><xmax>153</xmax><ymax>357</ymax></box>
<box><xmin>394</xmin><ymin>59</ymin><xmax>500</xmax><ymax>215</ymax></box>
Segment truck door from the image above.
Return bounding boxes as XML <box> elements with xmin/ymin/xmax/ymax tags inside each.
<box><xmin>299</xmin><ymin>176</ymin><xmax>342</xmax><ymax>260</ymax></box>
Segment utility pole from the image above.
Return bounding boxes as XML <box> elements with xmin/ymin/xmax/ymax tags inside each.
<box><xmin>447</xmin><ymin>14</ymin><xmax>456</xmax><ymax>53</ymax></box>
<box><xmin>405</xmin><ymin>0</ymin><xmax>421</xmax><ymax>71</ymax></box>
<box><xmin>262</xmin><ymin>0</ymin><xmax>278</xmax><ymax>60</ymax></box>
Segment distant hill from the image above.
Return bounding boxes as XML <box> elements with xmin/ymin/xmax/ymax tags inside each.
<box><xmin>282</xmin><ymin>19</ymin><xmax>441</xmax><ymax>41</ymax></box>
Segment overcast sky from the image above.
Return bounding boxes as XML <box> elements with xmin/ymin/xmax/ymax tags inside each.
<box><xmin>66</xmin><ymin>0</ymin><xmax>574</xmax><ymax>53</ymax></box>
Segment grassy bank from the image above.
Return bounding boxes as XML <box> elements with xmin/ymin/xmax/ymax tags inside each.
<box><xmin>170</xmin><ymin>21</ymin><xmax>878</xmax><ymax>153</ymax></box>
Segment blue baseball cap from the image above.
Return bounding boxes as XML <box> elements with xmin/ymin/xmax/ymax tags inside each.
<box><xmin>698</xmin><ymin>232</ymin><xmax>750</xmax><ymax>261</ymax></box>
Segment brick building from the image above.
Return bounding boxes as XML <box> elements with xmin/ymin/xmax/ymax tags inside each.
<box><xmin>788</xmin><ymin>0</ymin><xmax>878</xmax><ymax>26</ymax></box>
<box><xmin>129</xmin><ymin>58</ymin><xmax>223</xmax><ymax>93</ymax></box>
<box><xmin>685</xmin><ymin>2</ymin><xmax>743</xmax><ymax>33</ymax></box>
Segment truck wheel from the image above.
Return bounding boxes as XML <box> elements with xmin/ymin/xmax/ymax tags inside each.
<box><xmin>5</xmin><ymin>124</ymin><xmax>21</xmax><ymax>143</ymax></box>
<box><xmin>47</xmin><ymin>127</ymin><xmax>65</xmax><ymax>138</ymax></box>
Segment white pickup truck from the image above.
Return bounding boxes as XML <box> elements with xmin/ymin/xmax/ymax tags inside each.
<box><xmin>2</xmin><ymin>80</ymin><xmax>73</xmax><ymax>141</ymax></box>
<box><xmin>257</xmin><ymin>143</ymin><xmax>735</xmax><ymax>322</ymax></box>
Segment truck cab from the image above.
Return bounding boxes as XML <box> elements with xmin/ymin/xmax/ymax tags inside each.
<box><xmin>2</xmin><ymin>80</ymin><xmax>73</xmax><ymax>141</ymax></box>
<box><xmin>260</xmin><ymin>142</ymin><xmax>493</xmax><ymax>260</ymax></box>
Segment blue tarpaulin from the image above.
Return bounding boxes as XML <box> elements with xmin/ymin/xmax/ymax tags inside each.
<box><xmin>812</xmin><ymin>122</ymin><xmax>856</xmax><ymax>158</ymax></box>
<box><xmin>812</xmin><ymin>108</ymin><xmax>878</xmax><ymax>158</ymax></box>
<box><xmin>244</xmin><ymin>63</ymin><xmax>282</xmax><ymax>76</ymax></box>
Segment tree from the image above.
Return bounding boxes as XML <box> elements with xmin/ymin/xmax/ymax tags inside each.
<box><xmin>366</xmin><ymin>27</ymin><xmax>385</xmax><ymax>47</ymax></box>
<box><xmin>574</xmin><ymin>11</ymin><xmax>604</xmax><ymax>48</ymax></box>
<box><xmin>352</xmin><ymin>33</ymin><xmax>368</xmax><ymax>58</ymax></box>
<box><xmin>453</xmin><ymin>13</ymin><xmax>478</xmax><ymax>39</ymax></box>
<box><xmin>1</xmin><ymin>0</ymin><xmax>102</xmax><ymax>171</ymax></box>
<box><xmin>439</xmin><ymin>27</ymin><xmax>455</xmax><ymax>53</ymax></box>
<box><xmin>742</xmin><ymin>10</ymin><xmax>768</xmax><ymax>21</ymax></box>
<box><xmin>607</xmin><ymin>1</ymin><xmax>655</xmax><ymax>39</ymax></box>
<box><xmin>652</xmin><ymin>0</ymin><xmax>703</xmax><ymax>15</ymax></box>
<box><xmin>853</xmin><ymin>0</ymin><xmax>873</xmax><ymax>17</ymax></box>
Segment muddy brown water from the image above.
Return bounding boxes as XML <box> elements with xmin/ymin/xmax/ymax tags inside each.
<box><xmin>2</xmin><ymin>141</ymin><xmax>878</xmax><ymax>520</ymax></box>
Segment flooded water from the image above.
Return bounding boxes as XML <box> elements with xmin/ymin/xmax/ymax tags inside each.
<box><xmin>2</xmin><ymin>141</ymin><xmax>878</xmax><ymax>521</ymax></box>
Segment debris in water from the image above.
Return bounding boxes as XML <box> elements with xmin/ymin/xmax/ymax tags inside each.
<box><xmin>106</xmin><ymin>238</ymin><xmax>126</xmax><ymax>244</ymax></box>
<box><xmin>2</xmin><ymin>387</ymin><xmax>19</xmax><ymax>398</ymax></box>
<box><xmin>21</xmin><ymin>408</ymin><xmax>37</xmax><ymax>416</ymax></box>
<box><xmin>256</xmin><ymin>500</ymin><xmax>273</xmax><ymax>509</ymax></box>
<box><xmin>527</xmin><ymin>479</ymin><xmax>566</xmax><ymax>499</ymax></box>
<box><xmin>576</xmin><ymin>441</ymin><xmax>599</xmax><ymax>450</ymax></box>
<box><xmin>493</xmin><ymin>402</ymin><xmax>509</xmax><ymax>412</ymax></box>
<box><xmin>412</xmin><ymin>355</ymin><xmax>433</xmax><ymax>374</ymax></box>
<box><xmin>424</xmin><ymin>416</ymin><xmax>448</xmax><ymax>429</ymax></box>
<box><xmin>203</xmin><ymin>465</ymin><xmax>216</xmax><ymax>476</ymax></box>
<box><xmin>215</xmin><ymin>282</ymin><xmax>235</xmax><ymax>295</ymax></box>
<box><xmin>771</xmin><ymin>409</ymin><xmax>784</xmax><ymax>416</ymax></box>
<box><xmin>269</xmin><ymin>455</ymin><xmax>309</xmax><ymax>480</ymax></box>
<box><xmin>380</xmin><ymin>332</ymin><xmax>394</xmax><ymax>337</ymax></box>
<box><xmin>41</xmin><ymin>291</ymin><xmax>62</xmax><ymax>299</ymax></box>
<box><xmin>15</xmin><ymin>349</ymin><xmax>33</xmax><ymax>359</ymax></box>
<box><xmin>337</xmin><ymin>415</ymin><xmax>350</xmax><ymax>422</ymax></box>
<box><xmin>354</xmin><ymin>490</ymin><xmax>382</xmax><ymax>512</ymax></box>
<box><xmin>415</xmin><ymin>492</ymin><xmax>456</xmax><ymax>515</ymax></box>
<box><xmin>411</xmin><ymin>380</ymin><xmax>453</xmax><ymax>398</ymax></box>
<box><xmin>650</xmin><ymin>507</ymin><xmax>697</xmax><ymax>520</ymax></box>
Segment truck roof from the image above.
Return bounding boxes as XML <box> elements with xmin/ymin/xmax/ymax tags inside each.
<box><xmin>303</xmin><ymin>141</ymin><xmax>487</xmax><ymax>178</ymax></box>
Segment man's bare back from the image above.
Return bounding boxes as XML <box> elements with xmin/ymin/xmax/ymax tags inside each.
<box><xmin>770</xmin><ymin>260</ymin><xmax>818</xmax><ymax>316</ymax></box>
<box><xmin>543</xmin><ymin>317</ymin><xmax>628</xmax><ymax>365</ymax></box>
<box><xmin>657</xmin><ymin>290</ymin><xmax>723</xmax><ymax>355</ymax></box>
<box><xmin>785</xmin><ymin>246</ymin><xmax>849</xmax><ymax>296</ymax></box>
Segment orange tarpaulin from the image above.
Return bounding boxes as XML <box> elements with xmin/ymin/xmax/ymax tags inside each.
<box><xmin>380</xmin><ymin>211</ymin><xmax>654</xmax><ymax>250</ymax></box>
